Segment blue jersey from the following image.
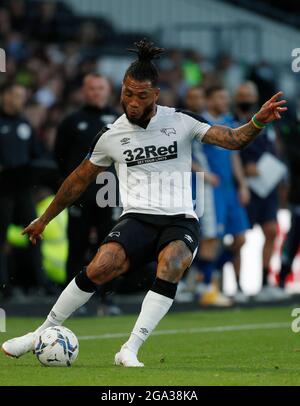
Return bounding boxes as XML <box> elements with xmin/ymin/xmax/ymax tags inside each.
<box><xmin>192</xmin><ymin>111</ymin><xmax>249</xmax><ymax>235</ymax></box>
<box><xmin>196</xmin><ymin>111</ymin><xmax>236</xmax><ymax>187</ymax></box>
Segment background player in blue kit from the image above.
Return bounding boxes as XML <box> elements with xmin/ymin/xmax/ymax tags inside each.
<box><xmin>192</xmin><ymin>86</ymin><xmax>250</xmax><ymax>305</ymax></box>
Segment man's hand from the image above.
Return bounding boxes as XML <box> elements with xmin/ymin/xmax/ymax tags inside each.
<box><xmin>204</xmin><ymin>172</ymin><xmax>220</xmax><ymax>187</ymax></box>
<box><xmin>22</xmin><ymin>218</ymin><xmax>47</xmax><ymax>245</ymax></box>
<box><xmin>255</xmin><ymin>91</ymin><xmax>287</xmax><ymax>124</ymax></box>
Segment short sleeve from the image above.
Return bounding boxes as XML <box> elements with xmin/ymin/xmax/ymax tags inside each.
<box><xmin>176</xmin><ymin>109</ymin><xmax>211</xmax><ymax>142</ymax></box>
<box><xmin>87</xmin><ymin>126</ymin><xmax>114</xmax><ymax>167</ymax></box>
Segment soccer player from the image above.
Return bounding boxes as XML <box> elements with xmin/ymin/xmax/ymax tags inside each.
<box><xmin>1</xmin><ymin>39</ymin><xmax>287</xmax><ymax>367</ymax></box>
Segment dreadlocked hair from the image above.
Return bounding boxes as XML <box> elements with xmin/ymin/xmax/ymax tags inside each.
<box><xmin>124</xmin><ymin>38</ymin><xmax>165</xmax><ymax>87</ymax></box>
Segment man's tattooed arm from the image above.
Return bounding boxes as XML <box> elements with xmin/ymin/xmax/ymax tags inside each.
<box><xmin>22</xmin><ymin>159</ymin><xmax>107</xmax><ymax>244</ymax></box>
<box><xmin>202</xmin><ymin>121</ymin><xmax>261</xmax><ymax>150</ymax></box>
<box><xmin>202</xmin><ymin>91</ymin><xmax>287</xmax><ymax>150</ymax></box>
<box><xmin>40</xmin><ymin>159</ymin><xmax>106</xmax><ymax>225</ymax></box>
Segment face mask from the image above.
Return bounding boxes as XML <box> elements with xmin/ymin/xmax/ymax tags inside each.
<box><xmin>236</xmin><ymin>101</ymin><xmax>255</xmax><ymax>113</ymax></box>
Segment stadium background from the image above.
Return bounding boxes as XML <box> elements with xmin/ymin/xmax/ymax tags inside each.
<box><xmin>0</xmin><ymin>0</ymin><xmax>299</xmax><ymax>314</ymax></box>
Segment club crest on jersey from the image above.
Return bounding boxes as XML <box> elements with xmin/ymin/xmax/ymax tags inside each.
<box><xmin>120</xmin><ymin>137</ymin><xmax>130</xmax><ymax>145</ymax></box>
<box><xmin>123</xmin><ymin>141</ymin><xmax>178</xmax><ymax>167</ymax></box>
<box><xmin>160</xmin><ymin>127</ymin><xmax>176</xmax><ymax>136</ymax></box>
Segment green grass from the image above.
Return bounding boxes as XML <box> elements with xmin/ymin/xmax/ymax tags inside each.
<box><xmin>1</xmin><ymin>306</ymin><xmax>300</xmax><ymax>386</ymax></box>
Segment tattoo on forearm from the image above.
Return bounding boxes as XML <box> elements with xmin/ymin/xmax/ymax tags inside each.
<box><xmin>203</xmin><ymin>121</ymin><xmax>261</xmax><ymax>150</ymax></box>
<box><xmin>41</xmin><ymin>175</ymin><xmax>87</xmax><ymax>223</ymax></box>
<box><xmin>41</xmin><ymin>161</ymin><xmax>102</xmax><ymax>224</ymax></box>
<box><xmin>224</xmin><ymin>128</ymin><xmax>242</xmax><ymax>149</ymax></box>
<box><xmin>233</xmin><ymin>122</ymin><xmax>261</xmax><ymax>149</ymax></box>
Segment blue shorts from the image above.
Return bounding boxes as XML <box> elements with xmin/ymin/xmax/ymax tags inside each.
<box><xmin>199</xmin><ymin>183</ymin><xmax>249</xmax><ymax>238</ymax></box>
<box><xmin>246</xmin><ymin>189</ymin><xmax>279</xmax><ymax>227</ymax></box>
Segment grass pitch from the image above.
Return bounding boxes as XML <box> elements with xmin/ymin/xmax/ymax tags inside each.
<box><xmin>1</xmin><ymin>306</ymin><xmax>300</xmax><ymax>386</ymax></box>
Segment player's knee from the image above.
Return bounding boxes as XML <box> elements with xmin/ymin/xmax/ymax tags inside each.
<box><xmin>86</xmin><ymin>258</ymin><xmax>113</xmax><ymax>285</ymax></box>
<box><xmin>86</xmin><ymin>243</ymin><xmax>128</xmax><ymax>284</ymax></box>
<box><xmin>158</xmin><ymin>246</ymin><xmax>192</xmax><ymax>283</ymax></box>
<box><xmin>158</xmin><ymin>257</ymin><xmax>184</xmax><ymax>283</ymax></box>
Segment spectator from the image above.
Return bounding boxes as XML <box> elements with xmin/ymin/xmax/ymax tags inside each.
<box><xmin>182</xmin><ymin>50</ymin><xmax>204</xmax><ymax>86</ymax></box>
<box><xmin>184</xmin><ymin>86</ymin><xmax>206</xmax><ymax>115</ymax></box>
<box><xmin>54</xmin><ymin>73</ymin><xmax>118</xmax><ymax>283</ymax></box>
<box><xmin>248</xmin><ymin>61</ymin><xmax>277</xmax><ymax>106</ymax></box>
<box><xmin>0</xmin><ymin>82</ymin><xmax>45</xmax><ymax>297</ymax></box>
<box><xmin>214</xmin><ymin>54</ymin><xmax>245</xmax><ymax>94</ymax></box>
<box><xmin>29</xmin><ymin>1</ymin><xmax>60</xmax><ymax>43</ymax></box>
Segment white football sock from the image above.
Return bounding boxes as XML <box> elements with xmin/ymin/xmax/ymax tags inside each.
<box><xmin>123</xmin><ymin>290</ymin><xmax>173</xmax><ymax>354</ymax></box>
<box><xmin>124</xmin><ymin>334</ymin><xmax>144</xmax><ymax>355</ymax></box>
<box><xmin>35</xmin><ymin>318</ymin><xmax>57</xmax><ymax>335</ymax></box>
<box><xmin>35</xmin><ymin>279</ymin><xmax>94</xmax><ymax>335</ymax></box>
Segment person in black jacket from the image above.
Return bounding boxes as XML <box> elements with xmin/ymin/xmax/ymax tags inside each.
<box><xmin>278</xmin><ymin>104</ymin><xmax>300</xmax><ymax>288</ymax></box>
<box><xmin>234</xmin><ymin>82</ymin><xmax>289</xmax><ymax>301</ymax></box>
<box><xmin>0</xmin><ymin>82</ymin><xmax>44</xmax><ymax>296</ymax></box>
<box><xmin>54</xmin><ymin>73</ymin><xmax>118</xmax><ymax>283</ymax></box>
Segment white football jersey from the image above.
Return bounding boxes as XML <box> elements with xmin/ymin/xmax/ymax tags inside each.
<box><xmin>88</xmin><ymin>105</ymin><xmax>211</xmax><ymax>218</ymax></box>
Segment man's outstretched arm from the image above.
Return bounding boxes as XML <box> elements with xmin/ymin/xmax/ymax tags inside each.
<box><xmin>22</xmin><ymin>159</ymin><xmax>106</xmax><ymax>244</ymax></box>
<box><xmin>202</xmin><ymin>91</ymin><xmax>287</xmax><ymax>150</ymax></box>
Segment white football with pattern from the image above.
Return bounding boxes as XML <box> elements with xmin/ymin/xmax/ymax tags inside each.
<box><xmin>34</xmin><ymin>326</ymin><xmax>79</xmax><ymax>367</ymax></box>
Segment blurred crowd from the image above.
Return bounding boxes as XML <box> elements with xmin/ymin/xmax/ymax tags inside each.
<box><xmin>0</xmin><ymin>0</ymin><xmax>299</xmax><ymax>310</ymax></box>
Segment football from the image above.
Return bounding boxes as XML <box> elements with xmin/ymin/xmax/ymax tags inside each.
<box><xmin>34</xmin><ymin>326</ymin><xmax>79</xmax><ymax>367</ymax></box>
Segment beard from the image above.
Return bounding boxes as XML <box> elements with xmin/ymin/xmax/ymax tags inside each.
<box><xmin>122</xmin><ymin>101</ymin><xmax>155</xmax><ymax>127</ymax></box>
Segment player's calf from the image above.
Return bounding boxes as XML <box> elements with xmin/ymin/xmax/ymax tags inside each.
<box><xmin>116</xmin><ymin>241</ymin><xmax>193</xmax><ymax>367</ymax></box>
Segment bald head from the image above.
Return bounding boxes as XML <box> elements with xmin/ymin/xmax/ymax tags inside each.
<box><xmin>82</xmin><ymin>74</ymin><xmax>111</xmax><ymax>108</ymax></box>
<box><xmin>235</xmin><ymin>82</ymin><xmax>258</xmax><ymax>102</ymax></box>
